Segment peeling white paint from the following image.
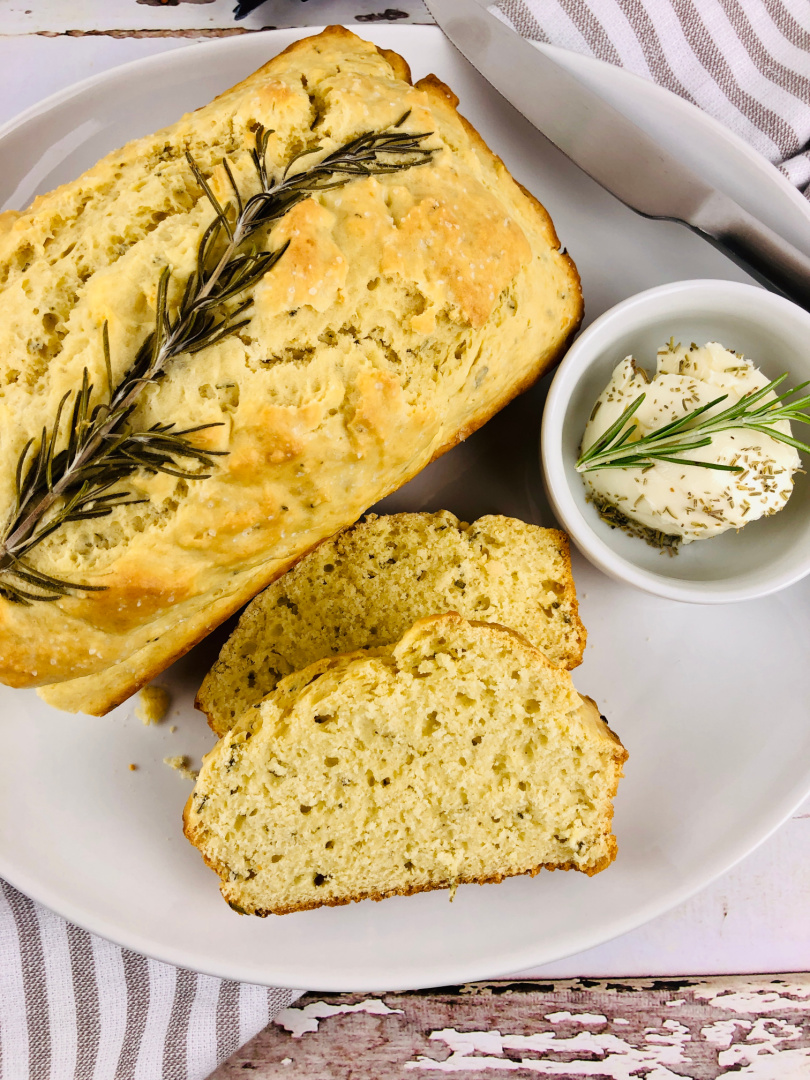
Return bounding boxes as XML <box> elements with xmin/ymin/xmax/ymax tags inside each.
<box><xmin>544</xmin><ymin>1012</ymin><xmax>608</xmax><ymax>1025</ymax></box>
<box><xmin>274</xmin><ymin>998</ymin><xmax>403</xmax><ymax>1038</ymax></box>
<box><xmin>700</xmin><ymin>1019</ymin><xmax>753</xmax><ymax>1047</ymax></box>
<box><xmin>266</xmin><ymin>980</ymin><xmax>810</xmax><ymax>1077</ymax></box>
<box><xmin>642</xmin><ymin>1019</ymin><xmax>692</xmax><ymax>1048</ymax></box>
<box><xmin>404</xmin><ymin>1026</ymin><xmax>692</xmax><ymax>1078</ymax></box>
<box><xmin>717</xmin><ymin>1046</ymin><xmax>810</xmax><ymax>1077</ymax></box>
<box><xmin>697</xmin><ymin>1014</ymin><xmax>810</xmax><ymax>1077</ymax></box>
<box><xmin>694</xmin><ymin>979</ymin><xmax>810</xmax><ymax>1014</ymax></box>
<box><xmin>747</xmin><ymin>1017</ymin><xmax>803</xmax><ymax>1043</ymax></box>
<box><xmin>429</xmin><ymin>1029</ymin><xmax>649</xmax><ymax>1056</ymax></box>
<box><xmin>2</xmin><ymin>0</ymin><xmax>430</xmax><ymax>33</ymax></box>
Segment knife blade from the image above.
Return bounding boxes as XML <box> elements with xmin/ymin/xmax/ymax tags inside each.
<box><xmin>422</xmin><ymin>0</ymin><xmax>810</xmax><ymax>311</ymax></box>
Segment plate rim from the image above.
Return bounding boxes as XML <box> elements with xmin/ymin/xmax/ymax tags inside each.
<box><xmin>2</xmin><ymin>25</ymin><xmax>809</xmax><ymax>991</ymax></box>
<box><xmin>2</xmin><ymin>25</ymin><xmax>809</xmax><ymax>232</ymax></box>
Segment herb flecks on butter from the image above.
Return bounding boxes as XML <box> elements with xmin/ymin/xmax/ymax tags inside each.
<box><xmin>578</xmin><ymin>340</ymin><xmax>809</xmax><ymax>546</ymax></box>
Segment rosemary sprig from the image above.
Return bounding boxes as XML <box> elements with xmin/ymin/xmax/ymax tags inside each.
<box><xmin>0</xmin><ymin>118</ymin><xmax>437</xmax><ymax>604</ymax></box>
<box><xmin>576</xmin><ymin>373</ymin><xmax>810</xmax><ymax>475</ymax></box>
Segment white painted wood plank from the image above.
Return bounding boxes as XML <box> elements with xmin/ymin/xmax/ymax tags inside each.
<box><xmin>515</xmin><ymin>795</ymin><xmax>810</xmax><ymax>978</ymax></box>
<box><xmin>1</xmin><ymin>0</ymin><xmax>430</xmax><ymax>35</ymax></box>
<box><xmin>0</xmin><ymin>28</ymin><xmax>807</xmax><ymax>982</ymax></box>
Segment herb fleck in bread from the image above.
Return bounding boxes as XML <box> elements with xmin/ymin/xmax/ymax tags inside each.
<box><xmin>198</xmin><ymin>511</ymin><xmax>586</xmax><ymax>737</ymax></box>
<box><xmin>0</xmin><ymin>27</ymin><xmax>582</xmax><ymax>714</ymax></box>
<box><xmin>184</xmin><ymin>613</ymin><xmax>625</xmax><ymax>915</ymax></box>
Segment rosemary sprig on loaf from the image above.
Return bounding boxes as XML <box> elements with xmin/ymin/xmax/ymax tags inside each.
<box><xmin>0</xmin><ymin>119</ymin><xmax>436</xmax><ymax>605</ymax></box>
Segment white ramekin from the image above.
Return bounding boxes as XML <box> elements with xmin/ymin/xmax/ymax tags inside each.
<box><xmin>541</xmin><ymin>279</ymin><xmax>810</xmax><ymax>604</ymax></box>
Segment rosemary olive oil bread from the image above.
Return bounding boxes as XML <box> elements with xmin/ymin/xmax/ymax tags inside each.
<box><xmin>0</xmin><ymin>27</ymin><xmax>582</xmax><ymax>713</ymax></box>
<box><xmin>198</xmin><ymin>511</ymin><xmax>586</xmax><ymax>737</ymax></box>
<box><xmin>184</xmin><ymin>614</ymin><xmax>626</xmax><ymax>914</ymax></box>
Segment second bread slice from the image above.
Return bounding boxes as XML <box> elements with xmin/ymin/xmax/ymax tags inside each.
<box><xmin>197</xmin><ymin>511</ymin><xmax>586</xmax><ymax>736</ymax></box>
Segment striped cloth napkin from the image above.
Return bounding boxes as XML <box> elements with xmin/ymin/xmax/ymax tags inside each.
<box><xmin>3</xmin><ymin>4</ymin><xmax>810</xmax><ymax>1079</ymax></box>
<box><xmin>496</xmin><ymin>0</ymin><xmax>810</xmax><ymax>195</ymax></box>
<box><xmin>0</xmin><ymin>882</ymin><xmax>300</xmax><ymax>1079</ymax></box>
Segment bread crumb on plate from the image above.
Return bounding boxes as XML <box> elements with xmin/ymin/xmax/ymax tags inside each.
<box><xmin>136</xmin><ymin>685</ymin><xmax>171</xmax><ymax>725</ymax></box>
<box><xmin>164</xmin><ymin>756</ymin><xmax>198</xmax><ymax>781</ymax></box>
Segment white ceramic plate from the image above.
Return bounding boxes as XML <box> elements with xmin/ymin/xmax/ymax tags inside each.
<box><xmin>2</xmin><ymin>27</ymin><xmax>810</xmax><ymax>993</ymax></box>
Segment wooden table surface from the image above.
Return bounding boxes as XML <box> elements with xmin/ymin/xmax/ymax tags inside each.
<box><xmin>213</xmin><ymin>978</ymin><xmax>810</xmax><ymax>1077</ymax></box>
<box><xmin>3</xmin><ymin>3</ymin><xmax>809</xmax><ymax>1075</ymax></box>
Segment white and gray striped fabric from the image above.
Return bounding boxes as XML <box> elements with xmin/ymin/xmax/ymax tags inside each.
<box><xmin>0</xmin><ymin>881</ymin><xmax>300</xmax><ymax>1079</ymax></box>
<box><xmin>4</xmin><ymin>4</ymin><xmax>810</xmax><ymax>1078</ymax></box>
<box><xmin>496</xmin><ymin>0</ymin><xmax>810</xmax><ymax>194</ymax></box>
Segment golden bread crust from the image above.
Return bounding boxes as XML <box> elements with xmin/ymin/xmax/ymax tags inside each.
<box><xmin>224</xmin><ymin>855</ymin><xmax>617</xmax><ymax>917</ymax></box>
<box><xmin>0</xmin><ymin>27</ymin><xmax>582</xmax><ymax>713</ymax></box>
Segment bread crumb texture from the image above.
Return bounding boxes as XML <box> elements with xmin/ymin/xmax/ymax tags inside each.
<box><xmin>198</xmin><ymin>510</ymin><xmax>586</xmax><ymax>736</ymax></box>
<box><xmin>135</xmin><ymin>684</ymin><xmax>171</xmax><ymax>725</ymax></box>
<box><xmin>184</xmin><ymin>613</ymin><xmax>625</xmax><ymax>915</ymax></box>
<box><xmin>164</xmin><ymin>755</ymin><xmax>199</xmax><ymax>781</ymax></box>
<box><xmin>0</xmin><ymin>26</ymin><xmax>582</xmax><ymax>713</ymax></box>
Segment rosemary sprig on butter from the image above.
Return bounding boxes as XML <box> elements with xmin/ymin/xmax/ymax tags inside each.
<box><xmin>577</xmin><ymin>372</ymin><xmax>810</xmax><ymax>473</ymax></box>
<box><xmin>578</xmin><ymin>341</ymin><xmax>807</xmax><ymax>548</ymax></box>
<box><xmin>0</xmin><ymin>119</ymin><xmax>436</xmax><ymax>605</ymax></box>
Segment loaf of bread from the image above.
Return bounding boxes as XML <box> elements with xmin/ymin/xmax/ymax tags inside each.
<box><xmin>0</xmin><ymin>27</ymin><xmax>582</xmax><ymax>714</ymax></box>
<box><xmin>198</xmin><ymin>510</ymin><xmax>586</xmax><ymax>736</ymax></box>
<box><xmin>184</xmin><ymin>613</ymin><xmax>625</xmax><ymax>915</ymax></box>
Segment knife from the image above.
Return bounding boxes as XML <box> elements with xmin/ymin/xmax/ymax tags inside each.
<box><xmin>422</xmin><ymin>0</ymin><xmax>810</xmax><ymax>311</ymax></box>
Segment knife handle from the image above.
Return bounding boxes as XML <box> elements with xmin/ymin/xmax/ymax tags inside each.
<box><xmin>691</xmin><ymin>192</ymin><xmax>810</xmax><ymax>311</ymax></box>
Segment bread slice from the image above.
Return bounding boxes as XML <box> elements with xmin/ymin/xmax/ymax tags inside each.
<box><xmin>198</xmin><ymin>511</ymin><xmax>586</xmax><ymax>737</ymax></box>
<box><xmin>0</xmin><ymin>26</ymin><xmax>582</xmax><ymax>714</ymax></box>
<box><xmin>184</xmin><ymin>613</ymin><xmax>626</xmax><ymax>915</ymax></box>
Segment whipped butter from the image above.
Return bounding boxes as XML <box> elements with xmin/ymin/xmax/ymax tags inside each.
<box><xmin>580</xmin><ymin>340</ymin><xmax>800</xmax><ymax>545</ymax></box>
